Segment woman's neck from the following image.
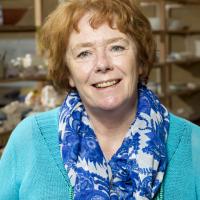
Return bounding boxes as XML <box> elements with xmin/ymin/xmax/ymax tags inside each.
<box><xmin>85</xmin><ymin>99</ymin><xmax>138</xmax><ymax>160</ymax></box>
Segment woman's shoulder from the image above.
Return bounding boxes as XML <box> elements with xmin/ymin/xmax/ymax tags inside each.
<box><xmin>34</xmin><ymin>107</ymin><xmax>60</xmax><ymax>128</ymax></box>
<box><xmin>167</xmin><ymin>113</ymin><xmax>200</xmax><ymax>160</ymax></box>
<box><xmin>168</xmin><ymin>112</ymin><xmax>200</xmax><ymax>146</ymax></box>
<box><xmin>6</xmin><ymin>107</ymin><xmax>60</xmax><ymax>149</ymax></box>
<box><xmin>161</xmin><ymin>114</ymin><xmax>200</xmax><ymax>199</ymax></box>
<box><xmin>167</xmin><ymin>113</ymin><xmax>200</xmax><ymax>195</ymax></box>
<box><xmin>169</xmin><ymin>113</ymin><xmax>200</xmax><ymax>136</ymax></box>
<box><xmin>168</xmin><ymin>112</ymin><xmax>200</xmax><ymax>166</ymax></box>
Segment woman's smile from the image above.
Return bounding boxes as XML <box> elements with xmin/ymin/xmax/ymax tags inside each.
<box><xmin>92</xmin><ymin>79</ymin><xmax>121</xmax><ymax>89</ymax></box>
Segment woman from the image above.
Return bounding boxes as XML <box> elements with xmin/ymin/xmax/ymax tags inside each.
<box><xmin>0</xmin><ymin>0</ymin><xmax>200</xmax><ymax>199</ymax></box>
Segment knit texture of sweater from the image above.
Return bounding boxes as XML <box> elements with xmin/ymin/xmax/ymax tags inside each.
<box><xmin>0</xmin><ymin>107</ymin><xmax>200</xmax><ymax>200</ymax></box>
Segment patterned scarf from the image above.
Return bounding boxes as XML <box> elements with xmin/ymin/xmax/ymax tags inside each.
<box><xmin>59</xmin><ymin>84</ymin><xmax>169</xmax><ymax>200</ymax></box>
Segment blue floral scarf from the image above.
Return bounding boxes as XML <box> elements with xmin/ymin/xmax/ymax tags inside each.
<box><xmin>59</xmin><ymin>84</ymin><xmax>169</xmax><ymax>200</ymax></box>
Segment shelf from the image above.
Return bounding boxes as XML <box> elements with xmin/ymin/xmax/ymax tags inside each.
<box><xmin>0</xmin><ymin>25</ymin><xmax>37</xmax><ymax>33</ymax></box>
<box><xmin>153</xmin><ymin>29</ymin><xmax>200</xmax><ymax>35</ymax></box>
<box><xmin>167</xmin><ymin>0</ymin><xmax>200</xmax><ymax>5</ymax></box>
<box><xmin>145</xmin><ymin>84</ymin><xmax>200</xmax><ymax>99</ymax></box>
<box><xmin>188</xmin><ymin>113</ymin><xmax>200</xmax><ymax>122</ymax></box>
<box><xmin>0</xmin><ymin>130</ymin><xmax>11</xmax><ymax>148</ymax></box>
<box><xmin>176</xmin><ymin>112</ymin><xmax>200</xmax><ymax>123</ymax></box>
<box><xmin>168</xmin><ymin>85</ymin><xmax>200</xmax><ymax>96</ymax></box>
<box><xmin>140</xmin><ymin>0</ymin><xmax>200</xmax><ymax>5</ymax></box>
<box><xmin>0</xmin><ymin>130</ymin><xmax>10</xmax><ymax>157</ymax></box>
<box><xmin>168</xmin><ymin>29</ymin><xmax>200</xmax><ymax>35</ymax></box>
<box><xmin>0</xmin><ymin>148</ymin><xmax>4</xmax><ymax>157</ymax></box>
<box><xmin>0</xmin><ymin>76</ymin><xmax>48</xmax><ymax>83</ymax></box>
<box><xmin>153</xmin><ymin>62</ymin><xmax>165</xmax><ymax>68</ymax></box>
<box><xmin>141</xmin><ymin>0</ymin><xmax>200</xmax><ymax>117</ymax></box>
<box><xmin>154</xmin><ymin>57</ymin><xmax>200</xmax><ymax>67</ymax></box>
<box><xmin>0</xmin><ymin>99</ymin><xmax>14</xmax><ymax>107</ymax></box>
<box><xmin>167</xmin><ymin>57</ymin><xmax>200</xmax><ymax>65</ymax></box>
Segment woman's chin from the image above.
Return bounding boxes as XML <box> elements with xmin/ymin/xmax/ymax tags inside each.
<box><xmin>93</xmin><ymin>97</ymin><xmax>125</xmax><ymax>112</ymax></box>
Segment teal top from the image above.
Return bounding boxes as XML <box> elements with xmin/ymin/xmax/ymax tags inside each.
<box><xmin>0</xmin><ymin>107</ymin><xmax>200</xmax><ymax>200</ymax></box>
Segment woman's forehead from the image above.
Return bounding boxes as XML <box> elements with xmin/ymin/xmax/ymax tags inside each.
<box><xmin>68</xmin><ymin>23</ymin><xmax>128</xmax><ymax>47</ymax></box>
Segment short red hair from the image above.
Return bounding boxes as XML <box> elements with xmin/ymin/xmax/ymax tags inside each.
<box><xmin>39</xmin><ymin>0</ymin><xmax>156</xmax><ymax>91</ymax></box>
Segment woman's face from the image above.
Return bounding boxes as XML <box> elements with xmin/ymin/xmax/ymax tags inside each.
<box><xmin>66</xmin><ymin>12</ymin><xmax>142</xmax><ymax>114</ymax></box>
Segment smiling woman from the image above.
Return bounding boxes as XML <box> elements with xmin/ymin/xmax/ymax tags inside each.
<box><xmin>66</xmin><ymin>13</ymin><xmax>140</xmax><ymax>117</ymax></box>
<box><xmin>0</xmin><ymin>0</ymin><xmax>200</xmax><ymax>200</ymax></box>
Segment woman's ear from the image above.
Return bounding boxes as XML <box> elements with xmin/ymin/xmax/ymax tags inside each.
<box><xmin>65</xmin><ymin>56</ymin><xmax>75</xmax><ymax>88</ymax></box>
<box><xmin>69</xmin><ymin>76</ymin><xmax>75</xmax><ymax>87</ymax></box>
<box><xmin>138</xmin><ymin>65</ymin><xmax>143</xmax><ymax>76</ymax></box>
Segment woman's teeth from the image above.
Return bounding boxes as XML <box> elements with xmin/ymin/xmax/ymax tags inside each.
<box><xmin>94</xmin><ymin>80</ymin><xmax>119</xmax><ymax>88</ymax></box>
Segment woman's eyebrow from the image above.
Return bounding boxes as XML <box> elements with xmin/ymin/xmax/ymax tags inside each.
<box><xmin>105</xmin><ymin>37</ymin><xmax>129</xmax><ymax>45</ymax></box>
<box><xmin>72</xmin><ymin>37</ymin><xmax>129</xmax><ymax>51</ymax></box>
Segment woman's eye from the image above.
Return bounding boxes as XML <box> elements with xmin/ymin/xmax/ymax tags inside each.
<box><xmin>77</xmin><ymin>51</ymin><xmax>92</xmax><ymax>59</ymax></box>
<box><xmin>111</xmin><ymin>45</ymin><xmax>125</xmax><ymax>52</ymax></box>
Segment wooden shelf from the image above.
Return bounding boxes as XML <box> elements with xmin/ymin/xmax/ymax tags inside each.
<box><xmin>153</xmin><ymin>62</ymin><xmax>166</xmax><ymax>68</ymax></box>
<box><xmin>154</xmin><ymin>57</ymin><xmax>200</xmax><ymax>67</ymax></box>
<box><xmin>0</xmin><ymin>25</ymin><xmax>38</xmax><ymax>33</ymax></box>
<box><xmin>150</xmin><ymin>84</ymin><xmax>200</xmax><ymax>99</ymax></box>
<box><xmin>175</xmin><ymin>112</ymin><xmax>200</xmax><ymax>123</ymax></box>
<box><xmin>0</xmin><ymin>148</ymin><xmax>4</xmax><ymax>157</ymax></box>
<box><xmin>153</xmin><ymin>29</ymin><xmax>200</xmax><ymax>35</ymax></box>
<box><xmin>141</xmin><ymin>0</ymin><xmax>200</xmax><ymax>116</ymax></box>
<box><xmin>0</xmin><ymin>99</ymin><xmax>14</xmax><ymax>107</ymax></box>
<box><xmin>0</xmin><ymin>76</ymin><xmax>48</xmax><ymax>83</ymax></box>
<box><xmin>168</xmin><ymin>85</ymin><xmax>200</xmax><ymax>96</ymax></box>
<box><xmin>157</xmin><ymin>93</ymin><xmax>165</xmax><ymax>98</ymax></box>
<box><xmin>0</xmin><ymin>130</ymin><xmax>11</xmax><ymax>148</ymax></box>
<box><xmin>188</xmin><ymin>113</ymin><xmax>200</xmax><ymax>121</ymax></box>
<box><xmin>167</xmin><ymin>0</ymin><xmax>200</xmax><ymax>5</ymax></box>
<box><xmin>168</xmin><ymin>29</ymin><xmax>200</xmax><ymax>35</ymax></box>
<box><xmin>167</xmin><ymin>57</ymin><xmax>200</xmax><ymax>65</ymax></box>
<box><xmin>140</xmin><ymin>0</ymin><xmax>200</xmax><ymax>5</ymax></box>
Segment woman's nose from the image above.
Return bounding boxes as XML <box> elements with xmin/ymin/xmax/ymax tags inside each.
<box><xmin>95</xmin><ymin>50</ymin><xmax>113</xmax><ymax>73</ymax></box>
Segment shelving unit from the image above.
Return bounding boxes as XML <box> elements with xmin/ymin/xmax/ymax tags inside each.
<box><xmin>0</xmin><ymin>0</ymin><xmax>42</xmax><ymax>29</ymax></box>
<box><xmin>153</xmin><ymin>29</ymin><xmax>200</xmax><ymax>35</ymax></box>
<box><xmin>0</xmin><ymin>0</ymin><xmax>44</xmax><ymax>99</ymax></box>
<box><xmin>0</xmin><ymin>76</ymin><xmax>47</xmax><ymax>83</ymax></box>
<box><xmin>154</xmin><ymin>57</ymin><xmax>200</xmax><ymax>67</ymax></box>
<box><xmin>0</xmin><ymin>26</ymin><xmax>37</xmax><ymax>33</ymax></box>
<box><xmin>0</xmin><ymin>1</ymin><xmax>43</xmax><ymax>72</ymax></box>
<box><xmin>0</xmin><ymin>0</ymin><xmax>43</xmax><ymax>152</ymax></box>
<box><xmin>141</xmin><ymin>0</ymin><xmax>200</xmax><ymax>5</ymax></box>
<box><xmin>140</xmin><ymin>0</ymin><xmax>200</xmax><ymax>121</ymax></box>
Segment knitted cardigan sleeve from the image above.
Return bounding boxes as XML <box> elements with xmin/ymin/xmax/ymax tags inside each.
<box><xmin>192</xmin><ymin>122</ymin><xmax>200</xmax><ymax>196</ymax></box>
<box><xmin>0</xmin><ymin>115</ymin><xmax>35</xmax><ymax>199</ymax></box>
<box><xmin>0</xmin><ymin>109</ymin><xmax>69</xmax><ymax>200</ymax></box>
<box><xmin>0</xmin><ymin>130</ymin><xmax>18</xmax><ymax>199</ymax></box>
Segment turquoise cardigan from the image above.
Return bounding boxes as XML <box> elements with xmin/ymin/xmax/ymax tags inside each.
<box><xmin>0</xmin><ymin>108</ymin><xmax>200</xmax><ymax>200</ymax></box>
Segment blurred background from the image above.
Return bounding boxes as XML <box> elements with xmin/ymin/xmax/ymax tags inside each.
<box><xmin>0</xmin><ymin>0</ymin><xmax>200</xmax><ymax>155</ymax></box>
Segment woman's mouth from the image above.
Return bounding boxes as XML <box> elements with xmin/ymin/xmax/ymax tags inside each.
<box><xmin>93</xmin><ymin>79</ymin><xmax>121</xmax><ymax>88</ymax></box>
